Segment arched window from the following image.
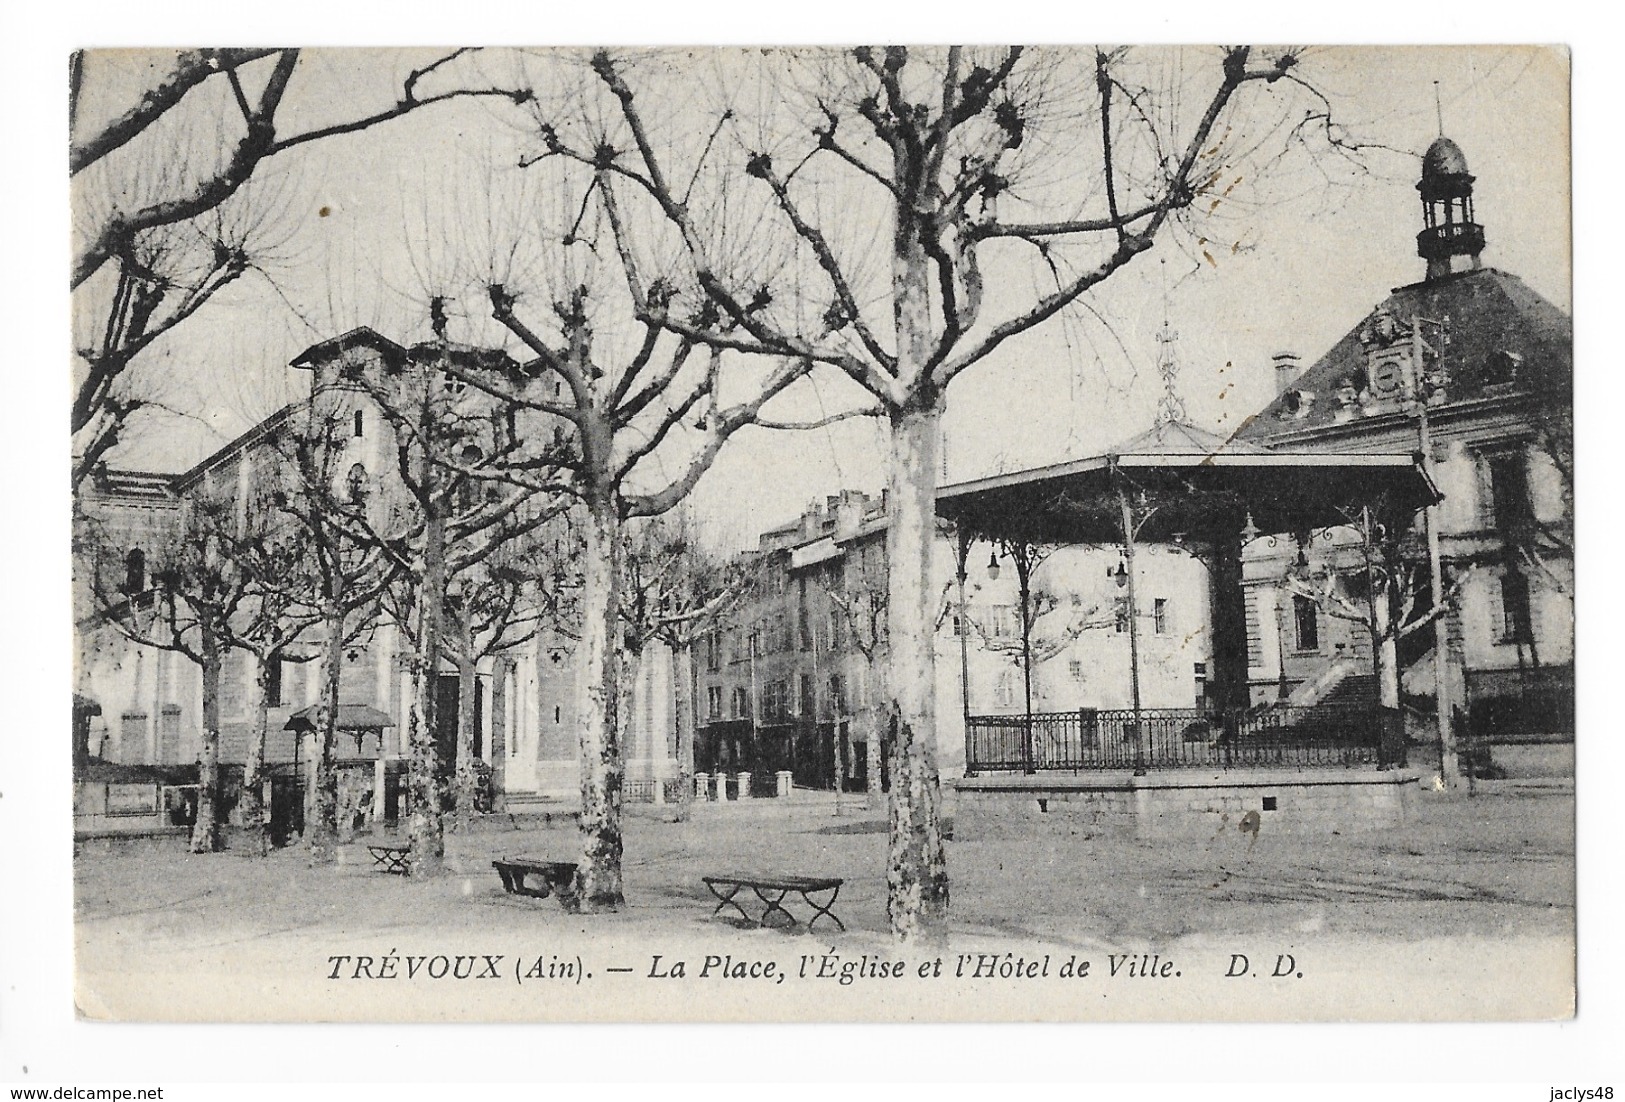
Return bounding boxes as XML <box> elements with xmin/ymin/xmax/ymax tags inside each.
<box><xmin>345</xmin><ymin>463</ymin><xmax>369</xmax><ymax>505</ymax></box>
<box><xmin>122</xmin><ymin>548</ymin><xmax>146</xmax><ymax>595</ymax></box>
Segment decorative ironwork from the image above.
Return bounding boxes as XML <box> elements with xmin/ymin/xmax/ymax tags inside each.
<box><xmin>965</xmin><ymin>704</ymin><xmax>1404</xmax><ymax>774</ymax></box>
<box><xmin>1153</xmin><ymin>259</ymin><xmax>1188</xmax><ymax>426</ymax></box>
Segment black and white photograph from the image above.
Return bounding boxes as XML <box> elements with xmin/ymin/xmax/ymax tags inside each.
<box><xmin>42</xmin><ymin>36</ymin><xmax>1586</xmax><ymax>1037</ymax></box>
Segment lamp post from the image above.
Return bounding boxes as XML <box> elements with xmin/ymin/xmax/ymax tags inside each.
<box><xmin>1115</xmin><ymin>490</ymin><xmax>1146</xmax><ymax>776</ymax></box>
<box><xmin>1410</xmin><ymin>313</ymin><xmax>1461</xmax><ymax>790</ymax></box>
<box><xmin>998</xmin><ymin>540</ymin><xmax>1040</xmax><ymax>775</ymax></box>
<box><xmin>955</xmin><ymin>529</ymin><xmax>974</xmax><ymax>776</ymax></box>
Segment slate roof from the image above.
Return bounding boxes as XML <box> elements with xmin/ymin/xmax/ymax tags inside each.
<box><xmin>1236</xmin><ymin>268</ymin><xmax>1572</xmax><ymax>444</ymax></box>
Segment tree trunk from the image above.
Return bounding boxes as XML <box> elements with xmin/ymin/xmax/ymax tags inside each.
<box><xmin>489</xmin><ymin>655</ymin><xmax>510</xmax><ymax>813</ymax></box>
<box><xmin>672</xmin><ymin>643</ymin><xmax>694</xmax><ymax>822</ymax></box>
<box><xmin>192</xmin><ymin>631</ymin><xmax>225</xmax><ymax>853</ymax></box>
<box><xmin>308</xmin><ymin>614</ymin><xmax>343</xmax><ymax>866</ymax></box>
<box><xmin>573</xmin><ymin>490</ymin><xmax>626</xmax><ymax>911</ymax></box>
<box><xmin>883</xmin><ymin>400</ymin><xmax>950</xmax><ymax>941</ymax></box>
<box><xmin>1373</xmin><ymin>588</ymin><xmax>1400</xmax><ymax>710</ymax></box>
<box><xmin>866</xmin><ymin>698</ymin><xmax>886</xmax><ymax>811</ymax></box>
<box><xmin>452</xmin><ymin>646</ymin><xmax>477</xmax><ymax>833</ymax></box>
<box><xmin>241</xmin><ymin>652</ymin><xmax>273</xmax><ymax>857</ymax></box>
<box><xmin>618</xmin><ymin>643</ymin><xmax>640</xmax><ymax>787</ymax></box>
<box><xmin>406</xmin><ymin>513</ymin><xmax>447</xmax><ymax>876</ymax></box>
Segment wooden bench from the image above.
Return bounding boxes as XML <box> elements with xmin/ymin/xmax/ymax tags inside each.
<box><xmin>493</xmin><ymin>857</ymin><xmax>578</xmax><ymax>901</ymax></box>
<box><xmin>367</xmin><ymin>844</ymin><xmax>410</xmax><ymax>875</ymax></box>
<box><xmin>702</xmin><ymin>873</ymin><xmax>845</xmax><ymax>932</ymax></box>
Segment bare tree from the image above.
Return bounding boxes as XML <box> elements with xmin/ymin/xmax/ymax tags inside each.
<box><xmin>618</xmin><ymin>513</ymin><xmax>762</xmax><ymax>820</ymax></box>
<box><xmin>815</xmin><ymin>540</ymin><xmax>891</xmax><ymax>810</ymax></box>
<box><xmin>403</xmin><ymin>168</ymin><xmax>815</xmax><ymax>909</ymax></box>
<box><xmin>70</xmin><ymin>48</ymin><xmax>533</xmax><ymax>485</ymax></box>
<box><xmin>211</xmin><ymin>433</ymin><xmax>323</xmax><ymax>857</ymax></box>
<box><xmin>1280</xmin><ymin>506</ymin><xmax>1470</xmax><ymax>714</ymax></box>
<box><xmin>969</xmin><ymin>541</ymin><xmax>1120</xmax><ymax>713</ymax></box>
<box><xmin>527</xmin><ymin>44</ymin><xmax>1333</xmax><ymax>938</ymax></box>
<box><xmin>330</xmin><ymin>327</ymin><xmax>569</xmax><ymax>873</ymax></box>
<box><xmin>80</xmin><ymin>484</ymin><xmax>252</xmax><ymax>853</ymax></box>
<box><xmin>270</xmin><ymin>402</ymin><xmax>407</xmax><ymax>866</ymax></box>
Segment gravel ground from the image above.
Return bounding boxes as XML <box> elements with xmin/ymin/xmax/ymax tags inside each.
<box><xmin>72</xmin><ymin>779</ymin><xmax>1574</xmax><ymax>1021</ymax></box>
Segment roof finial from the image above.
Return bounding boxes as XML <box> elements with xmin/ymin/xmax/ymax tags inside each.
<box><xmin>1153</xmin><ymin>258</ymin><xmax>1187</xmax><ymax>427</ymax></box>
<box><xmin>1434</xmin><ymin>80</ymin><xmax>1444</xmax><ymax>138</ymax></box>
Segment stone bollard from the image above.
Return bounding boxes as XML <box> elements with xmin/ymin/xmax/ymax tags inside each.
<box><xmin>694</xmin><ymin>772</ymin><xmax>709</xmax><ymax>801</ymax></box>
<box><xmin>776</xmin><ymin>770</ymin><xmax>793</xmax><ymax>798</ymax></box>
<box><xmin>736</xmin><ymin>771</ymin><xmax>753</xmax><ymax>800</ymax></box>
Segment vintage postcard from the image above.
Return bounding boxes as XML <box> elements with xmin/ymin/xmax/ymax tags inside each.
<box><xmin>62</xmin><ymin>43</ymin><xmax>1573</xmax><ymax>1026</ymax></box>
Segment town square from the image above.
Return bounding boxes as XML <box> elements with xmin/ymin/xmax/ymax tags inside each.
<box><xmin>29</xmin><ymin>35</ymin><xmax>1592</xmax><ymax>1057</ymax></box>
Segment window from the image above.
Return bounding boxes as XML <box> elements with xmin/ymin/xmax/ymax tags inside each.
<box><xmin>731</xmin><ymin>686</ymin><xmax>749</xmax><ymax>719</ymax></box>
<box><xmin>704</xmin><ymin>630</ymin><xmax>721</xmax><ymax>673</ymax></box>
<box><xmin>265</xmin><ymin>659</ymin><xmax>284</xmax><ymax>708</ymax></box>
<box><xmin>799</xmin><ymin>674</ymin><xmax>815</xmax><ymax>717</ymax></box>
<box><xmin>706</xmin><ymin>686</ymin><xmax>723</xmax><ymax>720</ymax></box>
<box><xmin>1494</xmin><ymin>567</ymin><xmax>1534</xmax><ymax>644</ymax></box>
<box><xmin>988</xmin><ymin>604</ymin><xmax>1013</xmax><ymax>638</ymax></box>
<box><xmin>1153</xmin><ymin>598</ymin><xmax>1169</xmax><ymax>635</ymax></box>
<box><xmin>771</xmin><ymin>680</ymin><xmax>793</xmax><ymax>719</ymax></box>
<box><xmin>1480</xmin><ymin>447</ymin><xmax>1533</xmax><ymax>531</ymax></box>
<box><xmin>352</xmin><ymin>409</ymin><xmax>364</xmax><ymax>438</ymax></box>
<box><xmin>1068</xmin><ymin>659</ymin><xmax>1085</xmax><ymax>682</ymax></box>
<box><xmin>345</xmin><ymin>463</ymin><xmax>368</xmax><ymax>505</ymax></box>
<box><xmin>798</xmin><ymin>578</ymin><xmax>813</xmax><ymax>650</ymax></box>
<box><xmin>828</xmin><ymin>674</ymin><xmax>846</xmax><ymax>716</ymax></box>
<box><xmin>1293</xmin><ymin>595</ymin><xmax>1320</xmax><ymax>652</ymax></box>
<box><xmin>122</xmin><ymin>547</ymin><xmax>146</xmax><ymax>595</ymax></box>
<box><xmin>994</xmin><ymin>669</ymin><xmax>1016</xmax><ymax>708</ymax></box>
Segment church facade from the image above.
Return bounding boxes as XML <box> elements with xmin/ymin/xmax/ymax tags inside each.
<box><xmin>74</xmin><ymin>328</ymin><xmax>680</xmax><ymax>838</ymax></box>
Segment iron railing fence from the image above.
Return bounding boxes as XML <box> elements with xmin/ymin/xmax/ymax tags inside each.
<box><xmin>623</xmin><ymin>778</ymin><xmax>690</xmax><ymax>804</ymax></box>
<box><xmin>966</xmin><ymin>705</ymin><xmax>1405</xmax><ymax>774</ymax></box>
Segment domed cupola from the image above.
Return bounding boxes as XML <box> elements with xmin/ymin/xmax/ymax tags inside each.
<box><xmin>1417</xmin><ymin>136</ymin><xmax>1485</xmax><ymax>281</ymax></box>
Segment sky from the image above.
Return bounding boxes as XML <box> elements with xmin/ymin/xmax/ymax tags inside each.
<box><xmin>70</xmin><ymin>45</ymin><xmax>1570</xmax><ymax>552</ymax></box>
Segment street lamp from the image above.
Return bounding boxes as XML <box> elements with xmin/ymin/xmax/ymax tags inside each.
<box><xmin>1409</xmin><ymin>313</ymin><xmax>1460</xmax><ymax>789</ymax></box>
<box><xmin>1240</xmin><ymin>511</ymin><xmax>1262</xmax><ymax>545</ymax></box>
<box><xmin>985</xmin><ymin>551</ymin><xmax>1001</xmax><ymax>581</ymax></box>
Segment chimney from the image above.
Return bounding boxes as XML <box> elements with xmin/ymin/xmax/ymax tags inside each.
<box><xmin>1273</xmin><ymin>352</ymin><xmax>1304</xmax><ymax>396</ymax></box>
<box><xmin>834</xmin><ymin>491</ymin><xmax>864</xmax><ymax>539</ymax></box>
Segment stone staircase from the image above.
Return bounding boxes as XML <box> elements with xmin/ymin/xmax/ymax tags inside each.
<box><xmin>1284</xmin><ymin>655</ymin><xmax>1368</xmax><ymax>708</ymax></box>
<box><xmin>1320</xmin><ymin>673</ymin><xmax>1378</xmax><ymax>707</ymax></box>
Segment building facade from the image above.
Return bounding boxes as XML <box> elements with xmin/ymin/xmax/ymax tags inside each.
<box><xmin>1235</xmin><ymin>136</ymin><xmax>1573</xmax><ymax>739</ymax></box>
<box><xmin>74</xmin><ymin>326</ymin><xmax>682</xmax><ymax>838</ymax></box>
<box><xmin>690</xmin><ymin>488</ymin><xmax>1215</xmax><ymax>790</ymax></box>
